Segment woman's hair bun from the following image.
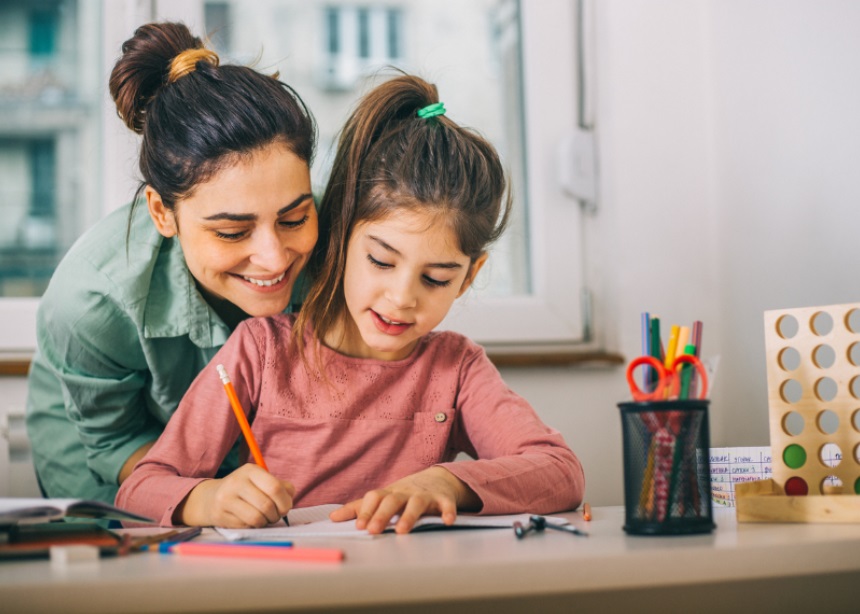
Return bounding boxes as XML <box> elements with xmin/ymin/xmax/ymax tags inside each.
<box><xmin>109</xmin><ymin>22</ymin><xmax>204</xmax><ymax>133</ymax></box>
<box><xmin>167</xmin><ymin>48</ymin><xmax>219</xmax><ymax>83</ymax></box>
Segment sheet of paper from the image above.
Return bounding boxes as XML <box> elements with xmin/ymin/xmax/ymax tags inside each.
<box><xmin>709</xmin><ymin>447</ymin><xmax>772</xmax><ymax>507</ymax></box>
<box><xmin>216</xmin><ymin>505</ymin><xmax>568</xmax><ymax>541</ymax></box>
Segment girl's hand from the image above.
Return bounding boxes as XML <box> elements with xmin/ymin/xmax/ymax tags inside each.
<box><xmin>176</xmin><ymin>464</ymin><xmax>296</xmax><ymax>528</ymax></box>
<box><xmin>329</xmin><ymin>466</ymin><xmax>480</xmax><ymax>534</ymax></box>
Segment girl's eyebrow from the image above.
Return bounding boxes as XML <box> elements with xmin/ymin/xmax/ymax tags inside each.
<box><xmin>367</xmin><ymin>234</ymin><xmax>463</xmax><ymax>269</ymax></box>
<box><xmin>203</xmin><ymin>193</ymin><xmax>313</xmax><ymax>222</ymax></box>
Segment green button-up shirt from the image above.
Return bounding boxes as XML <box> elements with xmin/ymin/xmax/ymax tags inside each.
<box><xmin>26</xmin><ymin>202</ymin><xmax>240</xmax><ymax>502</ymax></box>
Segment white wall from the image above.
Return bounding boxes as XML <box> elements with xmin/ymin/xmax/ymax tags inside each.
<box><xmin>0</xmin><ymin>376</ymin><xmax>38</xmax><ymax>497</ymax></box>
<box><xmin>500</xmin><ymin>0</ymin><xmax>860</xmax><ymax>506</ymax></box>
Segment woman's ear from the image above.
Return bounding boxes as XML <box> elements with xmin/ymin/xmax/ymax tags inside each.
<box><xmin>457</xmin><ymin>253</ymin><xmax>489</xmax><ymax>298</ymax></box>
<box><xmin>145</xmin><ymin>186</ymin><xmax>178</xmax><ymax>238</ymax></box>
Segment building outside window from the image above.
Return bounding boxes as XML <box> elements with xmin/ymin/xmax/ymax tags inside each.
<box><xmin>0</xmin><ymin>0</ymin><xmax>587</xmax><ymax>352</ymax></box>
<box><xmin>0</xmin><ymin>0</ymin><xmax>101</xmax><ymax>299</ymax></box>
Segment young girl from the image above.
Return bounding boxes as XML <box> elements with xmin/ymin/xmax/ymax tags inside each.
<box><xmin>117</xmin><ymin>75</ymin><xmax>585</xmax><ymax>534</ymax></box>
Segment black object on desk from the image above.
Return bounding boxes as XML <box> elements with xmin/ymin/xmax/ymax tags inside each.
<box><xmin>0</xmin><ymin>522</ymin><xmax>123</xmax><ymax>560</ymax></box>
<box><xmin>513</xmin><ymin>515</ymin><xmax>588</xmax><ymax>539</ymax></box>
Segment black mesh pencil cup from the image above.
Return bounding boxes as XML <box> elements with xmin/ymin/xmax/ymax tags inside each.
<box><xmin>618</xmin><ymin>400</ymin><xmax>715</xmax><ymax>535</ymax></box>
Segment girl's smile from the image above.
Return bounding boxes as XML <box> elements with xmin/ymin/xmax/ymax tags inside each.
<box><xmin>370</xmin><ymin>309</ymin><xmax>414</xmax><ymax>336</ymax></box>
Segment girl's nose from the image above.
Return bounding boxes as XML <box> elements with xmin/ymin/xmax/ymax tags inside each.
<box><xmin>386</xmin><ymin>275</ymin><xmax>418</xmax><ymax>310</ymax></box>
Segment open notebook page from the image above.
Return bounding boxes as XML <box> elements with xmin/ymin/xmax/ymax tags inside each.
<box><xmin>216</xmin><ymin>504</ymin><xmax>569</xmax><ymax>541</ymax></box>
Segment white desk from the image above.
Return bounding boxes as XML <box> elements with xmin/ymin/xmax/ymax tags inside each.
<box><xmin>3</xmin><ymin>507</ymin><xmax>859</xmax><ymax>613</ymax></box>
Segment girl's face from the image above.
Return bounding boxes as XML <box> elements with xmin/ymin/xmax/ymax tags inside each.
<box><xmin>146</xmin><ymin>142</ymin><xmax>317</xmax><ymax>325</ymax></box>
<box><xmin>333</xmin><ymin>209</ymin><xmax>486</xmax><ymax>361</ymax></box>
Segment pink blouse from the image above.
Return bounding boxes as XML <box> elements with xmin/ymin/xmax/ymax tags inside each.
<box><xmin>116</xmin><ymin>315</ymin><xmax>585</xmax><ymax>526</ymax></box>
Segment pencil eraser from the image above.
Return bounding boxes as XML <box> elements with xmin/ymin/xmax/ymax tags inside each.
<box><xmin>50</xmin><ymin>545</ymin><xmax>100</xmax><ymax>569</ymax></box>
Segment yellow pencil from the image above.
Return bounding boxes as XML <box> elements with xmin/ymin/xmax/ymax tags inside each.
<box><xmin>664</xmin><ymin>324</ymin><xmax>680</xmax><ymax>369</ymax></box>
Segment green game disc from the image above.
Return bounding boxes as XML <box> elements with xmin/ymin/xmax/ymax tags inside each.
<box><xmin>783</xmin><ymin>444</ymin><xmax>807</xmax><ymax>469</ymax></box>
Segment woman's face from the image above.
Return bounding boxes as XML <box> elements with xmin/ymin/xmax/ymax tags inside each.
<box><xmin>147</xmin><ymin>142</ymin><xmax>317</xmax><ymax>322</ymax></box>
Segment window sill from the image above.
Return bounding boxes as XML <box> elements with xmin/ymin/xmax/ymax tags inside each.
<box><xmin>0</xmin><ymin>349</ymin><xmax>626</xmax><ymax>377</ymax></box>
<box><xmin>0</xmin><ymin>359</ymin><xmax>30</xmax><ymax>376</ymax></box>
<box><xmin>487</xmin><ymin>349</ymin><xmax>624</xmax><ymax>368</ymax></box>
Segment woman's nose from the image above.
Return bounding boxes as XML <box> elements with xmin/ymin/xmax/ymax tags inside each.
<box><xmin>248</xmin><ymin>229</ymin><xmax>289</xmax><ymax>272</ymax></box>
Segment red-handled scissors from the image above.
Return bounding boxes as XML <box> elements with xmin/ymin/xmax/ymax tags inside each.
<box><xmin>625</xmin><ymin>354</ymin><xmax>709</xmax><ymax>402</ymax></box>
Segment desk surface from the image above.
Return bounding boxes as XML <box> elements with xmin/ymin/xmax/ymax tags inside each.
<box><xmin>3</xmin><ymin>506</ymin><xmax>860</xmax><ymax>614</ymax></box>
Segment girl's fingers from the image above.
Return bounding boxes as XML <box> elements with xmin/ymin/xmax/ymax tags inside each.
<box><xmin>393</xmin><ymin>495</ymin><xmax>431</xmax><ymax>534</ymax></box>
<box><xmin>219</xmin><ymin>466</ymin><xmax>294</xmax><ymax>526</ymax></box>
<box><xmin>437</xmin><ymin>494</ymin><xmax>458</xmax><ymax>526</ymax></box>
<box><xmin>329</xmin><ymin>499</ymin><xmax>361</xmax><ymax>522</ymax></box>
<box><xmin>355</xmin><ymin>490</ymin><xmax>384</xmax><ymax>530</ymax></box>
<box><xmin>267</xmin><ymin>480</ymin><xmax>295</xmax><ymax>517</ymax></box>
<box><xmin>366</xmin><ymin>493</ymin><xmax>410</xmax><ymax>534</ymax></box>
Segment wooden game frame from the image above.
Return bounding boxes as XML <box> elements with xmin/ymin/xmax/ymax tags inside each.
<box><xmin>736</xmin><ymin>303</ymin><xmax>860</xmax><ymax>522</ymax></box>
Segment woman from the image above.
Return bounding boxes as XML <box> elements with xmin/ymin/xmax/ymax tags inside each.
<box><xmin>25</xmin><ymin>21</ymin><xmax>317</xmax><ymax>503</ymax></box>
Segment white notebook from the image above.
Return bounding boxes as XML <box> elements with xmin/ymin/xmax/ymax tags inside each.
<box><xmin>216</xmin><ymin>504</ymin><xmax>568</xmax><ymax>541</ymax></box>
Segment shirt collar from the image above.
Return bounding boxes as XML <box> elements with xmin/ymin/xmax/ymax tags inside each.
<box><xmin>142</xmin><ymin>236</ymin><xmax>231</xmax><ymax>348</ymax></box>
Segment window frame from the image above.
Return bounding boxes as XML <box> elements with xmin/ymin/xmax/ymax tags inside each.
<box><xmin>0</xmin><ymin>0</ymin><xmax>590</xmax><ymax>356</ymax></box>
<box><xmin>439</xmin><ymin>0</ymin><xmax>587</xmax><ymax>348</ymax></box>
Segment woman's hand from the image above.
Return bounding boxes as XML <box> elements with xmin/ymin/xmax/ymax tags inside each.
<box><xmin>118</xmin><ymin>440</ymin><xmax>156</xmax><ymax>484</ymax></box>
<box><xmin>175</xmin><ymin>464</ymin><xmax>295</xmax><ymax>528</ymax></box>
<box><xmin>329</xmin><ymin>466</ymin><xmax>480</xmax><ymax>534</ymax></box>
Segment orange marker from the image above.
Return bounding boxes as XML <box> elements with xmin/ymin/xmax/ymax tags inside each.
<box><xmin>169</xmin><ymin>542</ymin><xmax>343</xmax><ymax>563</ymax></box>
<box><xmin>217</xmin><ymin>364</ymin><xmax>269</xmax><ymax>471</ymax></box>
<box><xmin>582</xmin><ymin>502</ymin><xmax>592</xmax><ymax>522</ymax></box>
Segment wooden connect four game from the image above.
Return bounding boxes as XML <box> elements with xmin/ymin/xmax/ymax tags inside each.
<box><xmin>735</xmin><ymin>302</ymin><xmax>860</xmax><ymax>522</ymax></box>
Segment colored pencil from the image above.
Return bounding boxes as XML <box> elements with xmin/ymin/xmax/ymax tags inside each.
<box><xmin>216</xmin><ymin>364</ymin><xmax>289</xmax><ymax>526</ymax></box>
<box><xmin>217</xmin><ymin>364</ymin><xmax>268</xmax><ymax>471</ymax></box>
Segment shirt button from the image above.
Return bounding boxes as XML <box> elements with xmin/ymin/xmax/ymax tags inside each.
<box><xmin>434</xmin><ymin>412</ymin><xmax>447</xmax><ymax>423</ymax></box>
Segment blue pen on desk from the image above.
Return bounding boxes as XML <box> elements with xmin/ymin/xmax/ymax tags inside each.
<box><xmin>228</xmin><ymin>541</ymin><xmax>293</xmax><ymax>547</ymax></box>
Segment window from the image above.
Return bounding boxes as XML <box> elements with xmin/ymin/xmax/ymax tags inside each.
<box><xmin>320</xmin><ymin>5</ymin><xmax>404</xmax><ymax>91</ymax></box>
<box><xmin>204</xmin><ymin>2</ymin><xmax>232</xmax><ymax>54</ymax></box>
<box><xmin>0</xmin><ymin>0</ymin><xmax>588</xmax><ymax>354</ymax></box>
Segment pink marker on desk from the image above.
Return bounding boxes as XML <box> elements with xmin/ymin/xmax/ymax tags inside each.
<box><xmin>168</xmin><ymin>542</ymin><xmax>344</xmax><ymax>563</ymax></box>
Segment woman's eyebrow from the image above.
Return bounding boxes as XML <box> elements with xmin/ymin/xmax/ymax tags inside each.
<box><xmin>368</xmin><ymin>234</ymin><xmax>463</xmax><ymax>269</ymax></box>
<box><xmin>203</xmin><ymin>193</ymin><xmax>313</xmax><ymax>222</ymax></box>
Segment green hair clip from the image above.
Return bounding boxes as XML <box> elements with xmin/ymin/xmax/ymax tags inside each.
<box><xmin>417</xmin><ymin>102</ymin><xmax>446</xmax><ymax>119</ymax></box>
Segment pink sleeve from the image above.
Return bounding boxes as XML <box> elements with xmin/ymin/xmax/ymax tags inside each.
<box><xmin>437</xmin><ymin>342</ymin><xmax>585</xmax><ymax>515</ymax></box>
<box><xmin>115</xmin><ymin>320</ymin><xmax>266</xmax><ymax>526</ymax></box>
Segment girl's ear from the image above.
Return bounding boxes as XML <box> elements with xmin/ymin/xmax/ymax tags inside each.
<box><xmin>456</xmin><ymin>253</ymin><xmax>489</xmax><ymax>298</ymax></box>
<box><xmin>146</xmin><ymin>186</ymin><xmax>178</xmax><ymax>238</ymax></box>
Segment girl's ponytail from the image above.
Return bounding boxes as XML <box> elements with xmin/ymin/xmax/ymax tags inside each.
<box><xmin>296</xmin><ymin>73</ymin><xmax>510</xmax><ymax>362</ymax></box>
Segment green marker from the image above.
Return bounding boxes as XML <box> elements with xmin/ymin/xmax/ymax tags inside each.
<box><xmin>679</xmin><ymin>343</ymin><xmax>697</xmax><ymax>399</ymax></box>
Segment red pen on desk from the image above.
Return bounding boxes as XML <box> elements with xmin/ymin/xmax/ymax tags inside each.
<box><xmin>167</xmin><ymin>542</ymin><xmax>344</xmax><ymax>563</ymax></box>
